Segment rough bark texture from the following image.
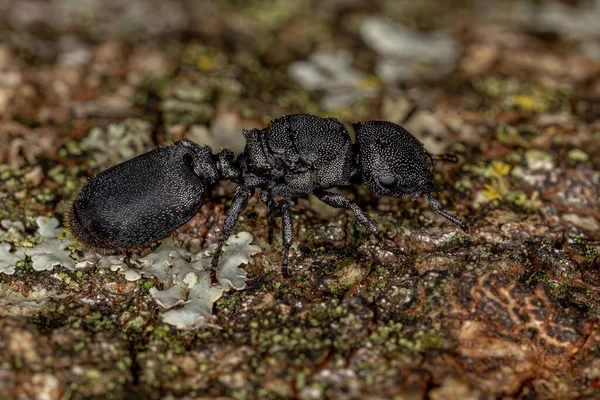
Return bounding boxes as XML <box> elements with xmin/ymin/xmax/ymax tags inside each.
<box><xmin>1</xmin><ymin>0</ymin><xmax>599</xmax><ymax>399</ymax></box>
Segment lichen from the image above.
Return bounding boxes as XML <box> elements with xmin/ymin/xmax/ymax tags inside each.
<box><xmin>2</xmin><ymin>215</ymin><xmax>262</xmax><ymax>329</ymax></box>
<box><xmin>140</xmin><ymin>233</ymin><xmax>261</xmax><ymax>329</ymax></box>
<box><xmin>288</xmin><ymin>50</ymin><xmax>380</xmax><ymax>111</ymax></box>
<box><xmin>359</xmin><ymin>16</ymin><xmax>459</xmax><ymax>83</ymax></box>
<box><xmin>0</xmin><ymin>243</ymin><xmax>23</xmax><ymax>275</ymax></box>
<box><xmin>81</xmin><ymin>119</ymin><xmax>154</xmax><ymax>168</ymax></box>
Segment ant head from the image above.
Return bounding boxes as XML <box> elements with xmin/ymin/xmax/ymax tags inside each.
<box><xmin>354</xmin><ymin>121</ymin><xmax>437</xmax><ymax>199</ymax></box>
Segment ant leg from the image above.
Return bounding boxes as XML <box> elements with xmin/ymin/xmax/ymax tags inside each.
<box><xmin>427</xmin><ymin>194</ymin><xmax>468</xmax><ymax>231</ymax></box>
<box><xmin>210</xmin><ymin>186</ymin><xmax>253</xmax><ymax>285</ymax></box>
<box><xmin>314</xmin><ymin>189</ymin><xmax>383</xmax><ymax>244</ymax></box>
<box><xmin>260</xmin><ymin>191</ymin><xmax>281</xmax><ymax>222</ymax></box>
<box><xmin>259</xmin><ymin>191</ymin><xmax>277</xmax><ymax>245</ymax></box>
<box><xmin>260</xmin><ymin>192</ymin><xmax>292</xmax><ymax>274</ymax></box>
<box><xmin>278</xmin><ymin>200</ymin><xmax>293</xmax><ymax>278</ymax></box>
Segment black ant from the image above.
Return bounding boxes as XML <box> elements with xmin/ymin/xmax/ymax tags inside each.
<box><xmin>68</xmin><ymin>114</ymin><xmax>467</xmax><ymax>284</ymax></box>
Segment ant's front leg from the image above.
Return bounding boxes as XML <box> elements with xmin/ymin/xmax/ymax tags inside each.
<box><xmin>427</xmin><ymin>194</ymin><xmax>468</xmax><ymax>231</ymax></box>
<box><xmin>210</xmin><ymin>185</ymin><xmax>254</xmax><ymax>285</ymax></box>
<box><xmin>314</xmin><ymin>189</ymin><xmax>384</xmax><ymax>246</ymax></box>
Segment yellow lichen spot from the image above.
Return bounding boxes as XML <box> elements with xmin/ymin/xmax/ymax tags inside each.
<box><xmin>482</xmin><ymin>184</ymin><xmax>503</xmax><ymax>201</ymax></box>
<box><xmin>513</xmin><ymin>95</ymin><xmax>536</xmax><ymax>110</ymax></box>
<box><xmin>357</xmin><ymin>75</ymin><xmax>381</xmax><ymax>90</ymax></box>
<box><xmin>506</xmin><ymin>94</ymin><xmax>550</xmax><ymax>113</ymax></box>
<box><xmin>196</xmin><ymin>55</ymin><xmax>214</xmax><ymax>71</ymax></box>
<box><xmin>487</xmin><ymin>161</ymin><xmax>511</xmax><ymax>177</ymax></box>
<box><xmin>512</xmin><ymin>191</ymin><xmax>528</xmax><ymax>207</ymax></box>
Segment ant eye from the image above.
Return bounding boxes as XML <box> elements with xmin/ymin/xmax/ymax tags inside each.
<box><xmin>379</xmin><ymin>175</ymin><xmax>397</xmax><ymax>189</ymax></box>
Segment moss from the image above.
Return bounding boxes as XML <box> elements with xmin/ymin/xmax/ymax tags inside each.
<box><xmin>124</xmin><ymin>316</ymin><xmax>147</xmax><ymax>332</ymax></box>
<box><xmin>567</xmin><ymin>148</ymin><xmax>589</xmax><ymax>162</ymax></box>
<box><xmin>140</xmin><ymin>279</ymin><xmax>155</xmax><ymax>290</ymax></box>
<box><xmin>34</xmin><ymin>187</ymin><xmax>57</xmax><ymax>204</ymax></box>
<box><xmin>82</xmin><ymin>311</ymin><xmax>118</xmax><ymax>333</ymax></box>
<box><xmin>56</xmin><ymin>272</ymin><xmax>72</xmax><ymax>284</ymax></box>
<box><xmin>59</xmin><ymin>140</ymin><xmax>86</xmax><ymax>158</ymax></box>
<box><xmin>474</xmin><ymin>75</ymin><xmax>568</xmax><ymax>114</ymax></box>
<box><xmin>215</xmin><ymin>291</ymin><xmax>244</xmax><ymax>314</ymax></box>
<box><xmin>0</xmin><ymin>2</ymin><xmax>598</xmax><ymax>397</ymax></box>
<box><xmin>506</xmin><ymin>189</ymin><xmax>541</xmax><ymax>211</ymax></box>
<box><xmin>582</xmin><ymin>246</ymin><xmax>598</xmax><ymax>264</ymax></box>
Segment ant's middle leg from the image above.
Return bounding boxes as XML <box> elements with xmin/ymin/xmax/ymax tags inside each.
<box><xmin>210</xmin><ymin>185</ymin><xmax>254</xmax><ymax>285</ymax></box>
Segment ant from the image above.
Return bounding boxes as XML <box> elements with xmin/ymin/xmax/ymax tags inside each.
<box><xmin>68</xmin><ymin>114</ymin><xmax>467</xmax><ymax>284</ymax></box>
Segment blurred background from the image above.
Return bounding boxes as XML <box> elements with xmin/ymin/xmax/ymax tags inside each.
<box><xmin>1</xmin><ymin>1</ymin><xmax>600</xmax><ymax>399</ymax></box>
<box><xmin>1</xmin><ymin>0</ymin><xmax>599</xmax><ymax>213</ymax></box>
<box><xmin>1</xmin><ymin>0</ymin><xmax>598</xmax><ymax>156</ymax></box>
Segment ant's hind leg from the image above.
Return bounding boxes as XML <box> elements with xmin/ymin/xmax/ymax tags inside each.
<box><xmin>210</xmin><ymin>186</ymin><xmax>253</xmax><ymax>285</ymax></box>
<box><xmin>278</xmin><ymin>200</ymin><xmax>293</xmax><ymax>278</ymax></box>
<box><xmin>427</xmin><ymin>194</ymin><xmax>468</xmax><ymax>231</ymax></box>
<box><xmin>314</xmin><ymin>189</ymin><xmax>384</xmax><ymax>245</ymax></box>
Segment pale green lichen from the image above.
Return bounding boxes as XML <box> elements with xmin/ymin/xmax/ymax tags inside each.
<box><xmin>2</xmin><ymin>216</ymin><xmax>262</xmax><ymax>330</ymax></box>
<box><xmin>143</xmin><ymin>232</ymin><xmax>261</xmax><ymax>329</ymax></box>
<box><xmin>288</xmin><ymin>50</ymin><xmax>380</xmax><ymax>111</ymax></box>
<box><xmin>1</xmin><ymin>216</ymin><xmax>72</xmax><ymax>275</ymax></box>
<box><xmin>24</xmin><ymin>217</ymin><xmax>74</xmax><ymax>272</ymax></box>
<box><xmin>151</xmin><ymin>285</ymin><xmax>187</xmax><ymax>309</ymax></box>
<box><xmin>67</xmin><ymin>231</ymin><xmax>262</xmax><ymax>328</ymax></box>
<box><xmin>359</xmin><ymin>17</ymin><xmax>459</xmax><ymax>84</ymax></box>
<box><xmin>36</xmin><ymin>216</ymin><xmax>64</xmax><ymax>239</ymax></box>
<box><xmin>0</xmin><ymin>243</ymin><xmax>24</xmax><ymax>275</ymax></box>
<box><xmin>81</xmin><ymin>119</ymin><xmax>154</xmax><ymax>168</ymax></box>
<box><xmin>1</xmin><ymin>219</ymin><xmax>25</xmax><ymax>232</ymax></box>
<box><xmin>0</xmin><ymin>218</ymin><xmax>28</xmax><ymax>252</ymax></box>
<box><xmin>28</xmin><ymin>239</ymin><xmax>74</xmax><ymax>272</ymax></box>
<box><xmin>159</xmin><ymin>275</ymin><xmax>225</xmax><ymax>329</ymax></box>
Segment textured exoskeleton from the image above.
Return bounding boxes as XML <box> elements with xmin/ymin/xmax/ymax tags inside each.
<box><xmin>241</xmin><ymin>114</ymin><xmax>354</xmax><ymax>196</ymax></box>
<box><xmin>354</xmin><ymin>121</ymin><xmax>467</xmax><ymax>230</ymax></box>
<box><xmin>209</xmin><ymin>115</ymin><xmax>382</xmax><ymax>281</ymax></box>
<box><xmin>68</xmin><ymin>114</ymin><xmax>467</xmax><ymax>284</ymax></box>
<box><xmin>68</xmin><ymin>140</ymin><xmax>217</xmax><ymax>250</ymax></box>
